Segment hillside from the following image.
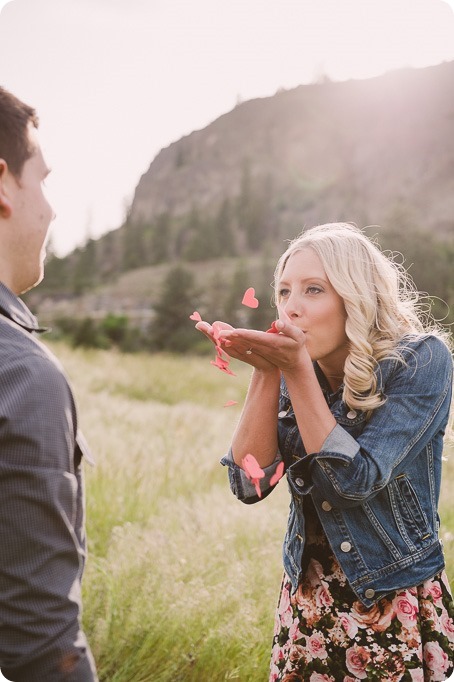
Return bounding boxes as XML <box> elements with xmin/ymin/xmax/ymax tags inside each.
<box><xmin>131</xmin><ymin>60</ymin><xmax>454</xmax><ymax>234</ymax></box>
<box><xmin>28</xmin><ymin>61</ymin><xmax>454</xmax><ymax>343</ymax></box>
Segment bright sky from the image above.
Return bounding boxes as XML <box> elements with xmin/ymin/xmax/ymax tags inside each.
<box><xmin>1</xmin><ymin>0</ymin><xmax>454</xmax><ymax>255</ymax></box>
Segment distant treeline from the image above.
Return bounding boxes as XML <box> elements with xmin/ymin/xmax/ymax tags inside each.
<box><xmin>47</xmin><ymin>257</ymin><xmax>278</xmax><ymax>353</ymax></box>
<box><xmin>41</xmin><ymin>167</ymin><xmax>283</xmax><ymax>296</ymax></box>
<box><xmin>37</xmin><ymin>184</ymin><xmax>453</xmax><ymax>353</ymax></box>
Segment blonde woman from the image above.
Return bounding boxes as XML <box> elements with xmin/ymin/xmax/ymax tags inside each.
<box><xmin>196</xmin><ymin>223</ymin><xmax>454</xmax><ymax>682</ymax></box>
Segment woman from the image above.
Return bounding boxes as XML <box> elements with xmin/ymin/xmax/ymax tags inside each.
<box><xmin>196</xmin><ymin>223</ymin><xmax>454</xmax><ymax>681</ymax></box>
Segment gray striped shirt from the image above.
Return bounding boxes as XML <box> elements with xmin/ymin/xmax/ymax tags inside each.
<box><xmin>0</xmin><ymin>283</ymin><xmax>97</xmax><ymax>681</ymax></box>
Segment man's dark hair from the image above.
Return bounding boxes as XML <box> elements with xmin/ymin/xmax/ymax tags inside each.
<box><xmin>0</xmin><ymin>86</ymin><xmax>39</xmax><ymax>178</ymax></box>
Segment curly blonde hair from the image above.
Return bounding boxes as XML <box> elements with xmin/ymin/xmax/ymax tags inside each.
<box><xmin>274</xmin><ymin>222</ymin><xmax>452</xmax><ymax>414</ymax></box>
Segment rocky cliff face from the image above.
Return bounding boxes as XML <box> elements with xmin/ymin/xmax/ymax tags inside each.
<box><xmin>130</xmin><ymin>60</ymin><xmax>454</xmax><ymax>235</ymax></box>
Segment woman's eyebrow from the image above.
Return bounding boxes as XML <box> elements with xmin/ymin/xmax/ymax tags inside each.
<box><xmin>279</xmin><ymin>275</ymin><xmax>329</xmax><ymax>285</ymax></box>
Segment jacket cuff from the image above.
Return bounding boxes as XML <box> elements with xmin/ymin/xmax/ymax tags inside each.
<box><xmin>220</xmin><ymin>448</ymin><xmax>282</xmax><ymax>502</ymax></box>
<box><xmin>320</xmin><ymin>423</ymin><xmax>359</xmax><ymax>459</ymax></box>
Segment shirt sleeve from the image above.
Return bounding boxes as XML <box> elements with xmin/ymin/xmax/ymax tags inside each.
<box><xmin>220</xmin><ymin>448</ymin><xmax>283</xmax><ymax>503</ymax></box>
<box><xmin>0</xmin><ymin>354</ymin><xmax>97</xmax><ymax>681</ymax></box>
<box><xmin>286</xmin><ymin>336</ymin><xmax>453</xmax><ymax>508</ymax></box>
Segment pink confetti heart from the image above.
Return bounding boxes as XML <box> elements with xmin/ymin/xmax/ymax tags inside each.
<box><xmin>251</xmin><ymin>478</ymin><xmax>262</xmax><ymax>498</ymax></box>
<box><xmin>266</xmin><ymin>320</ymin><xmax>280</xmax><ymax>333</ymax></box>
<box><xmin>241</xmin><ymin>455</ymin><xmax>265</xmax><ymax>497</ymax></box>
<box><xmin>242</xmin><ymin>287</ymin><xmax>259</xmax><ymax>309</ymax></box>
<box><xmin>223</xmin><ymin>400</ymin><xmax>238</xmax><ymax>407</ymax></box>
<box><xmin>189</xmin><ymin>311</ymin><xmax>202</xmax><ymax>321</ymax></box>
<box><xmin>242</xmin><ymin>453</ymin><xmax>265</xmax><ymax>480</ymax></box>
<box><xmin>270</xmin><ymin>461</ymin><xmax>285</xmax><ymax>486</ymax></box>
<box><xmin>210</xmin><ymin>355</ymin><xmax>236</xmax><ymax>376</ymax></box>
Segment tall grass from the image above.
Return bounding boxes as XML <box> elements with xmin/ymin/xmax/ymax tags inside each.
<box><xmin>47</xmin><ymin>342</ymin><xmax>454</xmax><ymax>682</ymax></box>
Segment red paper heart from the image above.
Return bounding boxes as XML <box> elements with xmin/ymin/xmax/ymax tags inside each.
<box><xmin>270</xmin><ymin>461</ymin><xmax>285</xmax><ymax>486</ymax></box>
<box><xmin>189</xmin><ymin>311</ymin><xmax>202</xmax><ymax>321</ymax></box>
<box><xmin>266</xmin><ymin>320</ymin><xmax>280</xmax><ymax>333</ymax></box>
<box><xmin>242</xmin><ymin>287</ymin><xmax>259</xmax><ymax>309</ymax></box>
<box><xmin>242</xmin><ymin>453</ymin><xmax>265</xmax><ymax>480</ymax></box>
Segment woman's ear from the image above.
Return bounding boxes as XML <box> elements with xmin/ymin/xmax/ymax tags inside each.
<box><xmin>0</xmin><ymin>160</ymin><xmax>13</xmax><ymax>218</ymax></box>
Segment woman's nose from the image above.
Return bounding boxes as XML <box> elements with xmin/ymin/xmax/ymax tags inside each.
<box><xmin>282</xmin><ymin>293</ymin><xmax>301</xmax><ymax>318</ymax></box>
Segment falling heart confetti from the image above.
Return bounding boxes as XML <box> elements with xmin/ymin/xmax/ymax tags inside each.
<box><xmin>242</xmin><ymin>287</ymin><xmax>259</xmax><ymax>309</ymax></box>
<box><xmin>210</xmin><ymin>355</ymin><xmax>236</xmax><ymax>376</ymax></box>
<box><xmin>189</xmin><ymin>311</ymin><xmax>202</xmax><ymax>321</ymax></box>
<box><xmin>223</xmin><ymin>400</ymin><xmax>238</xmax><ymax>407</ymax></box>
<box><xmin>210</xmin><ymin>343</ymin><xmax>236</xmax><ymax>375</ymax></box>
<box><xmin>270</xmin><ymin>461</ymin><xmax>285</xmax><ymax>486</ymax></box>
<box><xmin>242</xmin><ymin>453</ymin><xmax>265</xmax><ymax>497</ymax></box>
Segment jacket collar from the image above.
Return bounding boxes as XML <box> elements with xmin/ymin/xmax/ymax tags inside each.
<box><xmin>0</xmin><ymin>281</ymin><xmax>46</xmax><ymax>333</ymax></box>
<box><xmin>280</xmin><ymin>362</ymin><xmax>344</xmax><ymax>404</ymax></box>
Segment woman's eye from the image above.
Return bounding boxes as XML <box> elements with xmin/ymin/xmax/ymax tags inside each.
<box><xmin>306</xmin><ymin>286</ymin><xmax>323</xmax><ymax>294</ymax></box>
<box><xmin>278</xmin><ymin>288</ymin><xmax>290</xmax><ymax>299</ymax></box>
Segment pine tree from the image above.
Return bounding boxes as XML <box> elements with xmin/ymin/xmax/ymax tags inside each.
<box><xmin>150</xmin><ymin>265</ymin><xmax>198</xmax><ymax>352</ymax></box>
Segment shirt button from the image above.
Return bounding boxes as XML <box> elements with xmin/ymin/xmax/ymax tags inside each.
<box><xmin>364</xmin><ymin>588</ymin><xmax>375</xmax><ymax>599</ymax></box>
<box><xmin>346</xmin><ymin>409</ymin><xmax>357</xmax><ymax>419</ymax></box>
<box><xmin>295</xmin><ymin>477</ymin><xmax>305</xmax><ymax>487</ymax></box>
<box><xmin>340</xmin><ymin>541</ymin><xmax>352</xmax><ymax>552</ymax></box>
<box><xmin>321</xmin><ymin>501</ymin><xmax>332</xmax><ymax>511</ymax></box>
<box><xmin>278</xmin><ymin>410</ymin><xmax>287</xmax><ymax>418</ymax></box>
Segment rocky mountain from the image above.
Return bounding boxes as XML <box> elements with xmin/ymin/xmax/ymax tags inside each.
<box><xmin>29</xmin><ymin>61</ymin><xmax>454</xmax><ymax>337</ymax></box>
<box><xmin>131</xmin><ymin>60</ymin><xmax>454</xmax><ymax>236</ymax></box>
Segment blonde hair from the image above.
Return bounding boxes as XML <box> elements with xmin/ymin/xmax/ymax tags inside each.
<box><xmin>274</xmin><ymin>222</ymin><xmax>452</xmax><ymax>415</ymax></box>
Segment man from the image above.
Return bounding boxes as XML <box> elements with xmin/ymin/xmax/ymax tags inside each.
<box><xmin>0</xmin><ymin>87</ymin><xmax>97</xmax><ymax>681</ymax></box>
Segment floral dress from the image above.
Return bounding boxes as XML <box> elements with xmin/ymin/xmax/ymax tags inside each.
<box><xmin>271</xmin><ymin>496</ymin><xmax>454</xmax><ymax>682</ymax></box>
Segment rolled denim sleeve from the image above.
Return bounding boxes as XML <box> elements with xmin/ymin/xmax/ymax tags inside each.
<box><xmin>287</xmin><ymin>336</ymin><xmax>453</xmax><ymax>508</ymax></box>
<box><xmin>220</xmin><ymin>448</ymin><xmax>283</xmax><ymax>503</ymax></box>
<box><xmin>0</xmin><ymin>355</ymin><xmax>97</xmax><ymax>681</ymax></box>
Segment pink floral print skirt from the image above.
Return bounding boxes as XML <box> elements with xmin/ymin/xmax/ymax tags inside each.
<box><xmin>270</xmin><ymin>530</ymin><xmax>454</xmax><ymax>682</ymax></box>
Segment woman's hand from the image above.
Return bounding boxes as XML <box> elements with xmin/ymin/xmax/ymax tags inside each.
<box><xmin>195</xmin><ymin>320</ymin><xmax>278</xmax><ymax>373</ymax></box>
<box><xmin>218</xmin><ymin>315</ymin><xmax>311</xmax><ymax>374</ymax></box>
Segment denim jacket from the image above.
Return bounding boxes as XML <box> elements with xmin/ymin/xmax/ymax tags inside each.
<box><xmin>221</xmin><ymin>335</ymin><xmax>453</xmax><ymax>606</ymax></box>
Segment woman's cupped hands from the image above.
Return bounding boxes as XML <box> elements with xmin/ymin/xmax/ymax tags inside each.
<box><xmin>195</xmin><ymin>309</ymin><xmax>309</xmax><ymax>373</ymax></box>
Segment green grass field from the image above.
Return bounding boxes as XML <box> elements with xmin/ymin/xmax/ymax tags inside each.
<box><xmin>46</xmin><ymin>342</ymin><xmax>454</xmax><ymax>682</ymax></box>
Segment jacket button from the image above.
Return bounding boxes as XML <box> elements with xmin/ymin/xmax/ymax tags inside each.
<box><xmin>346</xmin><ymin>409</ymin><xmax>357</xmax><ymax>419</ymax></box>
<box><xmin>295</xmin><ymin>477</ymin><xmax>304</xmax><ymax>487</ymax></box>
<box><xmin>364</xmin><ymin>589</ymin><xmax>375</xmax><ymax>599</ymax></box>
<box><xmin>340</xmin><ymin>541</ymin><xmax>352</xmax><ymax>552</ymax></box>
<box><xmin>321</xmin><ymin>501</ymin><xmax>332</xmax><ymax>511</ymax></box>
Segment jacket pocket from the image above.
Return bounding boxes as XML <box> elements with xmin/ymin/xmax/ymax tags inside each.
<box><xmin>391</xmin><ymin>474</ymin><xmax>432</xmax><ymax>548</ymax></box>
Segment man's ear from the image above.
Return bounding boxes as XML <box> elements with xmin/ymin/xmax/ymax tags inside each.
<box><xmin>0</xmin><ymin>159</ymin><xmax>13</xmax><ymax>218</ymax></box>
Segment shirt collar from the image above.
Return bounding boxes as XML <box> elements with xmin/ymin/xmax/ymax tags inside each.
<box><xmin>0</xmin><ymin>281</ymin><xmax>46</xmax><ymax>333</ymax></box>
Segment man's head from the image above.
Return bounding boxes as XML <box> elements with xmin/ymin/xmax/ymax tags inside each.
<box><xmin>0</xmin><ymin>87</ymin><xmax>54</xmax><ymax>294</ymax></box>
<box><xmin>0</xmin><ymin>86</ymin><xmax>39</xmax><ymax>178</ymax></box>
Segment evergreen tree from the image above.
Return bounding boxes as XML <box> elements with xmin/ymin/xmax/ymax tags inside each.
<box><xmin>222</xmin><ymin>259</ymin><xmax>250</xmax><ymax>327</ymax></box>
<box><xmin>251</xmin><ymin>252</ymin><xmax>277</xmax><ymax>331</ymax></box>
<box><xmin>149</xmin><ymin>212</ymin><xmax>171</xmax><ymax>264</ymax></box>
<box><xmin>236</xmin><ymin>160</ymin><xmax>267</xmax><ymax>250</ymax></box>
<box><xmin>215</xmin><ymin>198</ymin><xmax>236</xmax><ymax>257</ymax></box>
<box><xmin>150</xmin><ymin>265</ymin><xmax>198</xmax><ymax>352</ymax></box>
<box><xmin>122</xmin><ymin>220</ymin><xmax>146</xmax><ymax>271</ymax></box>
<box><xmin>73</xmin><ymin>238</ymin><xmax>98</xmax><ymax>295</ymax></box>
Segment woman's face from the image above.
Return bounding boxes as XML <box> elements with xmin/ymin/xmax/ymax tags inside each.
<box><xmin>278</xmin><ymin>247</ymin><xmax>350</xmax><ymax>377</ymax></box>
